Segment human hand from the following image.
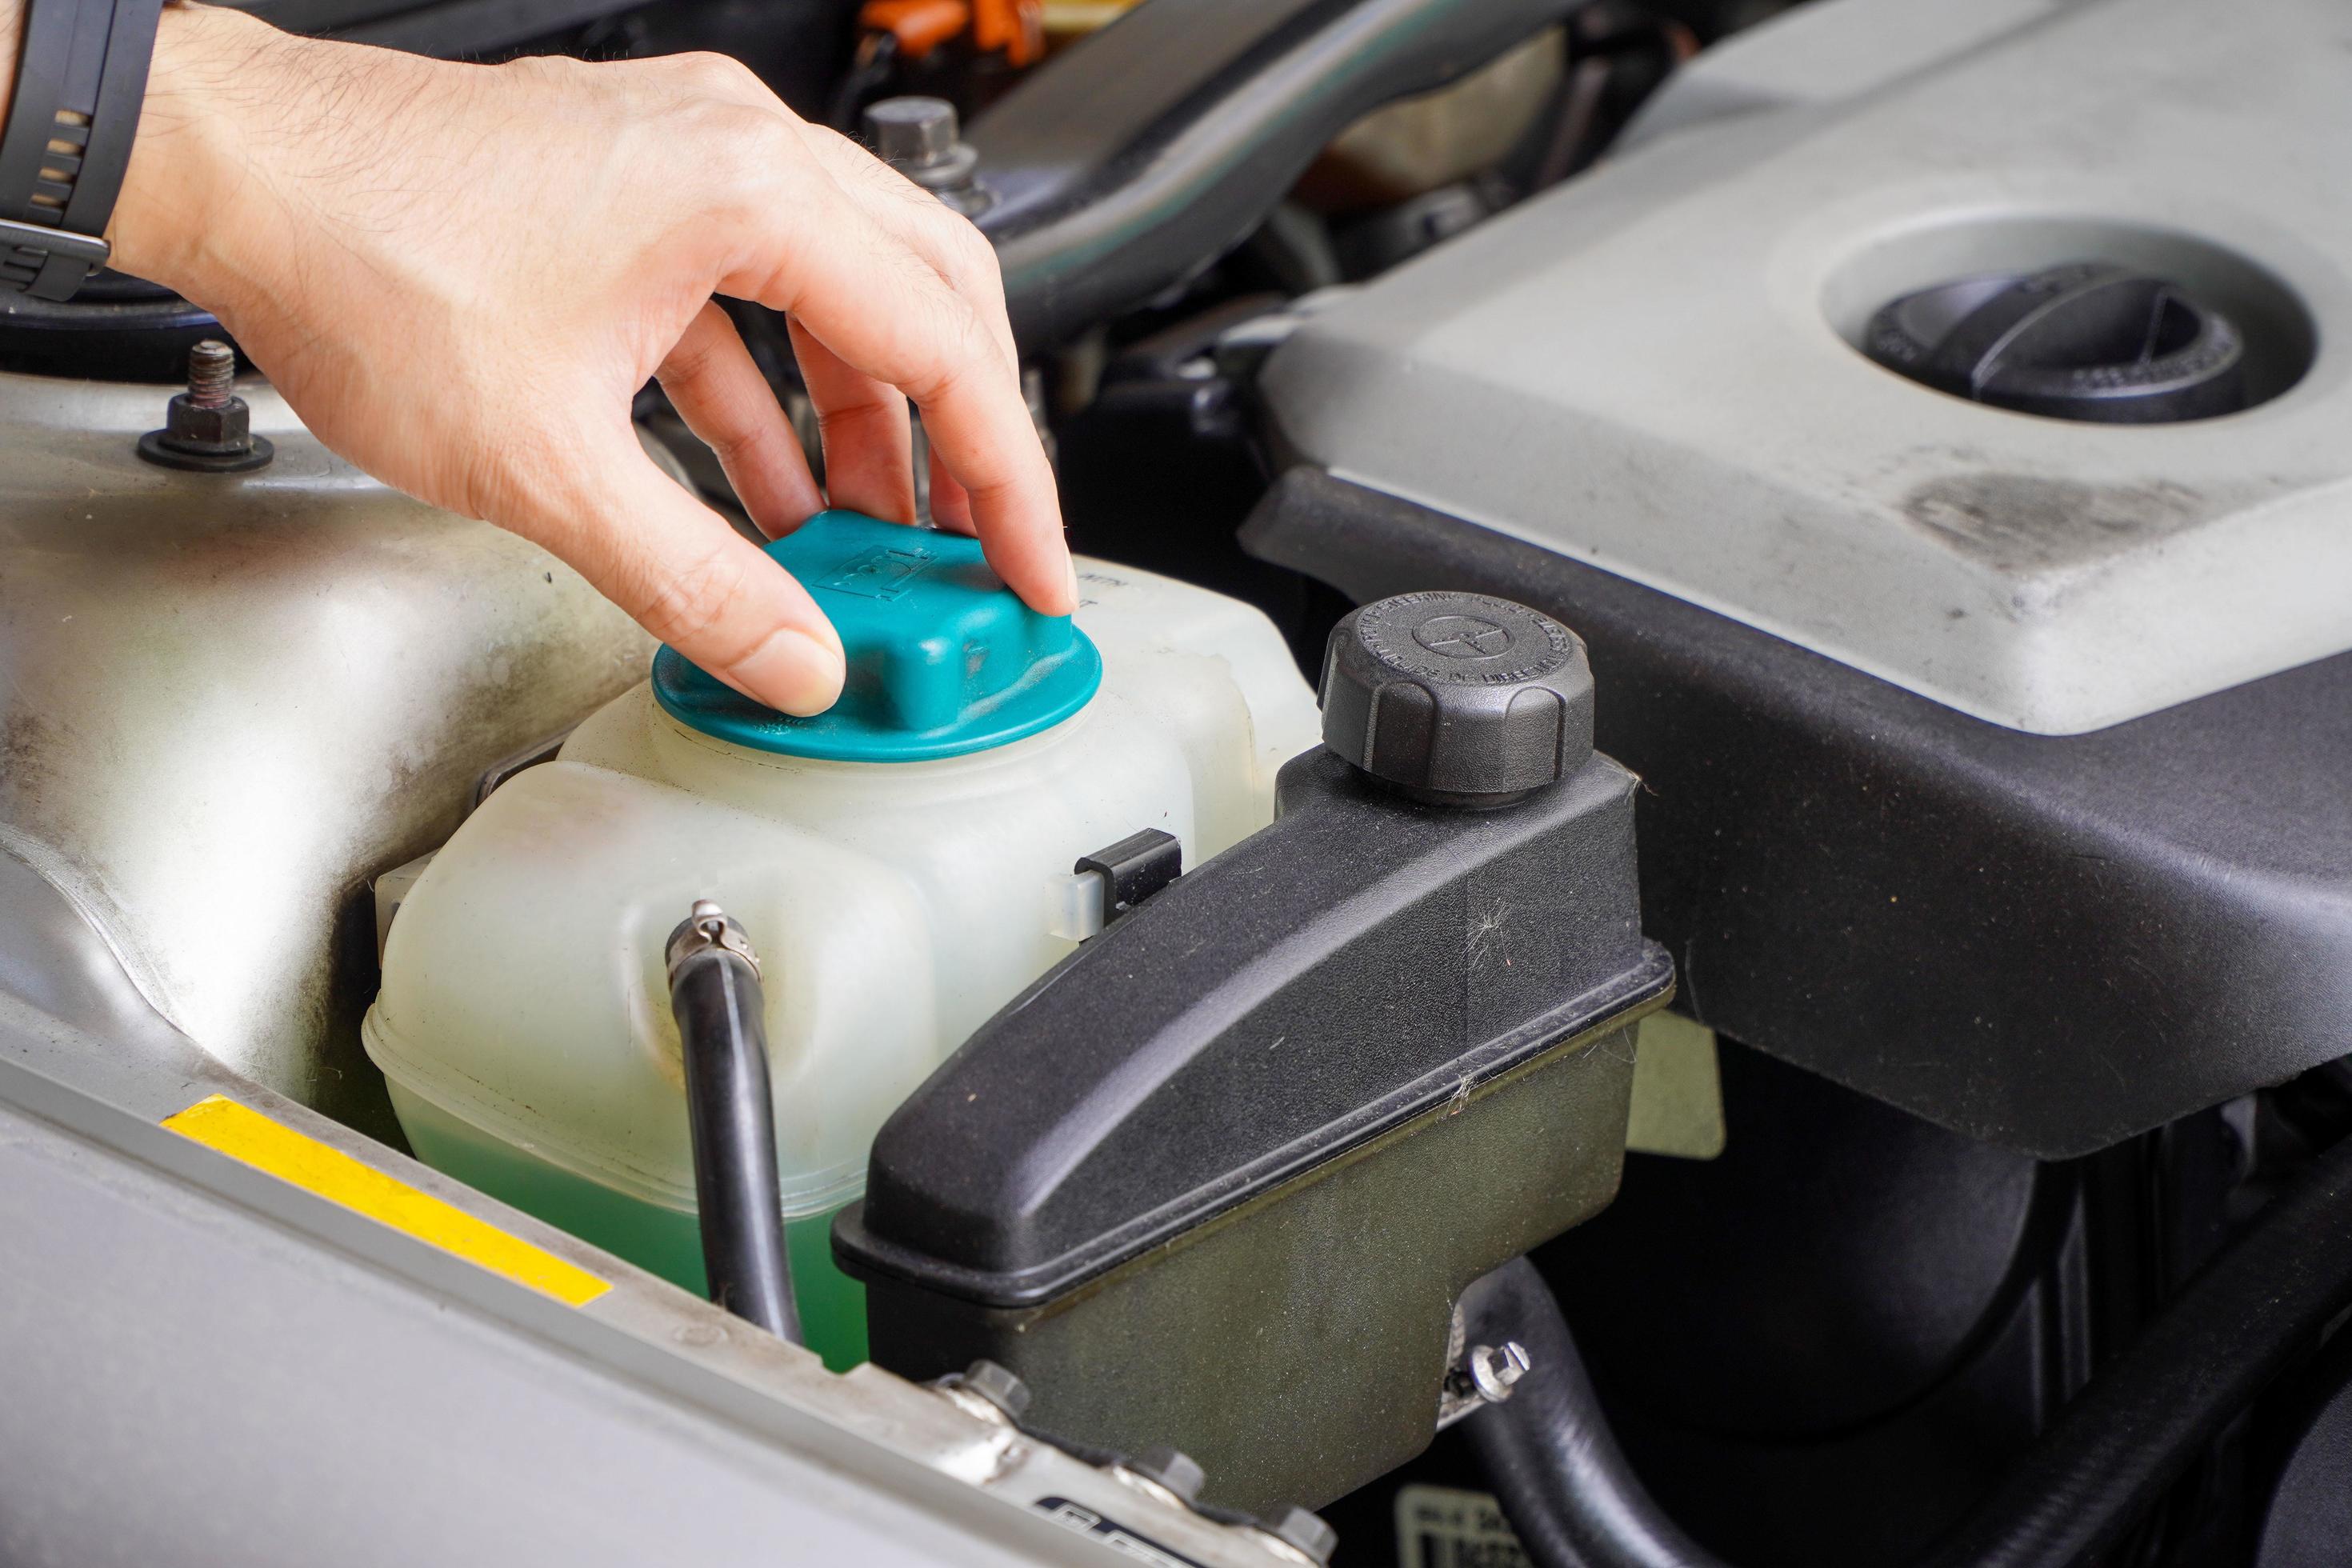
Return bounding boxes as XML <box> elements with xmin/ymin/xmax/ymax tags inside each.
<box><xmin>98</xmin><ymin>3</ymin><xmax>1072</xmax><ymax>715</ymax></box>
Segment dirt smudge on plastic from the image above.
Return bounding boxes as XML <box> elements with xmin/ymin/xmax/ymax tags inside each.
<box><xmin>1901</xmin><ymin>474</ymin><xmax>2226</xmax><ymax>572</ymax></box>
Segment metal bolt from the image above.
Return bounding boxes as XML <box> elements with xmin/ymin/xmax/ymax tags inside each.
<box><xmin>953</xmin><ymin>1358</ymin><xmax>1033</xmax><ymax>1422</ymax></box>
<box><xmin>186</xmin><ymin>338</ymin><xmax>235</xmax><ymax>410</ymax></box>
<box><xmin>1444</xmin><ymin>1341</ymin><xmax>1532</xmax><ymax>1408</ymax></box>
<box><xmin>1463</xmin><ymin>1341</ymin><xmax>1532</xmax><ymax>1405</ymax></box>
<box><xmin>1437</xmin><ymin>1332</ymin><xmax>1537</xmax><ymax>1432</ymax></box>
<box><xmin>862</xmin><ymin>96</ymin><xmax>991</xmax><ymax>218</ymax></box>
<box><xmin>1126</xmin><ymin>1445</ymin><xmax>1205</xmax><ymax>1504</ymax></box>
<box><xmin>865</xmin><ymin>96</ymin><xmax>960</xmax><ymax>168</ymax></box>
<box><xmin>1262</xmin><ymin>1506</ymin><xmax>1338</xmax><ymax>1565</ymax></box>
<box><xmin>137</xmin><ymin>338</ymin><xmax>274</xmax><ymax>474</ymax></box>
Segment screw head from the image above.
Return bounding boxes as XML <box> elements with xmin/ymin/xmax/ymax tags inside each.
<box><xmin>862</xmin><ymin>95</ymin><xmax>989</xmax><ymax>214</ymax></box>
<box><xmin>864</xmin><ymin>96</ymin><xmax>959</xmax><ymax>166</ymax></box>
<box><xmin>1264</xmin><ymin>1506</ymin><xmax>1338</xmax><ymax>1564</ymax></box>
<box><xmin>1466</xmin><ymin>1341</ymin><xmax>1532</xmax><ymax>1404</ymax></box>
<box><xmin>1127</xmin><ymin>1444</ymin><xmax>1205</xmax><ymax>1503</ymax></box>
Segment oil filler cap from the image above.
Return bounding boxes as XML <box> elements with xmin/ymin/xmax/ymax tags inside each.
<box><xmin>653</xmin><ymin>510</ymin><xmax>1100</xmax><ymax>762</ymax></box>
<box><xmin>1865</xmin><ymin>262</ymin><xmax>2248</xmax><ymax>423</ymax></box>
<box><xmin>1319</xmin><ymin>592</ymin><xmax>1594</xmax><ymax>806</ymax></box>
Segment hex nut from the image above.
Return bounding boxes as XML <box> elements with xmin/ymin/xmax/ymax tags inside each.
<box><xmin>865</xmin><ymin>96</ymin><xmax>959</xmax><ymax>166</ymax></box>
<box><xmin>958</xmin><ymin>1358</ymin><xmax>1033</xmax><ymax>1422</ymax></box>
<box><xmin>138</xmin><ymin>356</ymin><xmax>274</xmax><ymax>474</ymax></box>
<box><xmin>1127</xmin><ymin>1444</ymin><xmax>1206</xmax><ymax>1504</ymax></box>
<box><xmin>136</xmin><ymin>423</ymin><xmax>275</xmax><ymax>474</ymax></box>
<box><xmin>1264</xmin><ymin>1505</ymin><xmax>1338</xmax><ymax>1565</ymax></box>
<box><xmin>161</xmin><ymin>391</ymin><xmax>251</xmax><ymax>452</ymax></box>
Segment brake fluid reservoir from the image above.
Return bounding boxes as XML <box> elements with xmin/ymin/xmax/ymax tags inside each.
<box><xmin>362</xmin><ymin>511</ymin><xmax>1319</xmax><ymax>1368</ymax></box>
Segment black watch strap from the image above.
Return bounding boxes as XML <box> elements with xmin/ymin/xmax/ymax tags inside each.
<box><xmin>0</xmin><ymin>0</ymin><xmax>166</xmax><ymax>301</ymax></box>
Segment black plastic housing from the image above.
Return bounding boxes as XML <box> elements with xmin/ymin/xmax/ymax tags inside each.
<box><xmin>1242</xmin><ymin>469</ymin><xmax>2352</xmax><ymax>1158</ymax></box>
<box><xmin>835</xmin><ymin>746</ymin><xmax>1670</xmax><ymax>1513</ymax></box>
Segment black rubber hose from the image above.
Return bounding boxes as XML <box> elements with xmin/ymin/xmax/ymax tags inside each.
<box><xmin>970</xmin><ymin>0</ymin><xmax>1597</xmax><ymax>350</ymax></box>
<box><xmin>667</xmin><ymin>904</ymin><xmax>800</xmax><ymax>1343</ymax></box>
<box><xmin>1460</xmin><ymin>1258</ymin><xmax>1729</xmax><ymax>1568</ymax></box>
<box><xmin>1464</xmin><ymin>1123</ymin><xmax>2352</xmax><ymax>1568</ymax></box>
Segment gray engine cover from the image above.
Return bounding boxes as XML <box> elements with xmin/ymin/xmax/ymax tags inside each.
<box><xmin>1262</xmin><ymin>0</ymin><xmax>2352</xmax><ymax>734</ymax></box>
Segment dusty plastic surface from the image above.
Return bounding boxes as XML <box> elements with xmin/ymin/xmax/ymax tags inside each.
<box><xmin>364</xmin><ymin>558</ymin><xmax>1319</xmax><ymax>1363</ymax></box>
<box><xmin>840</xmin><ymin>738</ymin><xmax>1671</xmax><ymax>1511</ymax></box>
<box><xmin>1260</xmin><ymin>0</ymin><xmax>2352</xmax><ymax>734</ymax></box>
<box><xmin>1242</xmin><ymin>470</ymin><xmax>2352</xmax><ymax>1158</ymax></box>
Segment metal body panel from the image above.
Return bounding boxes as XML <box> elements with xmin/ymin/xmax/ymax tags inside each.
<box><xmin>1262</xmin><ymin>0</ymin><xmax>2352</xmax><ymax>734</ymax></box>
<box><xmin>0</xmin><ymin>370</ymin><xmax>654</xmax><ymax>1124</ymax></box>
<box><xmin>0</xmin><ymin>847</ymin><xmax>1298</xmax><ymax>1567</ymax></box>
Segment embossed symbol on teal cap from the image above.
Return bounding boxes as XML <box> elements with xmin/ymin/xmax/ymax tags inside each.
<box><xmin>820</xmin><ymin>542</ymin><xmax>935</xmax><ymax>601</ymax></box>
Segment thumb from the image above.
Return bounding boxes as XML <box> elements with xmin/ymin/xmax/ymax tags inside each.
<box><xmin>538</xmin><ymin>437</ymin><xmax>846</xmax><ymax>717</ymax></box>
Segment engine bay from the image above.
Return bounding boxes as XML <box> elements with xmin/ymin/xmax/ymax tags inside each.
<box><xmin>3</xmin><ymin>1</ymin><xmax>2350</xmax><ymax>1565</ymax></box>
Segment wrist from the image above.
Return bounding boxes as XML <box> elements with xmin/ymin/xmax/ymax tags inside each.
<box><xmin>6</xmin><ymin>0</ymin><xmax>218</xmax><ymax>302</ymax></box>
<box><xmin>0</xmin><ymin>3</ymin><xmax>19</xmax><ymax>122</ymax></box>
<box><xmin>108</xmin><ymin>3</ymin><xmax>295</xmax><ymax>307</ymax></box>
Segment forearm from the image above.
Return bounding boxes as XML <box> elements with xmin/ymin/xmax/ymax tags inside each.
<box><xmin>0</xmin><ymin>2</ymin><xmax>1069</xmax><ymax>718</ymax></box>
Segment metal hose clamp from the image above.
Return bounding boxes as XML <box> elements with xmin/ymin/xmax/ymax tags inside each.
<box><xmin>665</xmin><ymin>898</ymin><xmax>761</xmax><ymax>983</ymax></box>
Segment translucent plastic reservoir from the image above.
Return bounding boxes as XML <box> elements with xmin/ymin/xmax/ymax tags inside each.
<box><xmin>364</xmin><ymin>528</ymin><xmax>1319</xmax><ymax>1368</ymax></box>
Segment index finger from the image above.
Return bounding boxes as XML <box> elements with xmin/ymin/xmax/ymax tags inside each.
<box><xmin>720</xmin><ymin>163</ymin><xmax>1074</xmax><ymax>616</ymax></box>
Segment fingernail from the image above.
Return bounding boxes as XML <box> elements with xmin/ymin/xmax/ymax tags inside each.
<box><xmin>732</xmin><ymin>627</ymin><xmax>846</xmax><ymax>717</ymax></box>
<box><xmin>1062</xmin><ymin>555</ymin><xmax>1082</xmax><ymax>615</ymax></box>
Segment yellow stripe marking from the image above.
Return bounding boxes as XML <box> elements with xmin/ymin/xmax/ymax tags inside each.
<box><xmin>162</xmin><ymin>1094</ymin><xmax>610</xmax><ymax>1308</ymax></box>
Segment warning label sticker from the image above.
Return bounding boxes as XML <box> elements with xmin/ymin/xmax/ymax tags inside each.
<box><xmin>1394</xmin><ymin>1484</ymin><xmax>1530</xmax><ymax>1568</ymax></box>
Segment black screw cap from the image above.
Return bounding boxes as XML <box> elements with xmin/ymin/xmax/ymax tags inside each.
<box><xmin>1318</xmin><ymin>592</ymin><xmax>1593</xmax><ymax>806</ymax></box>
<box><xmin>1865</xmin><ymin>262</ymin><xmax>2248</xmax><ymax>424</ymax></box>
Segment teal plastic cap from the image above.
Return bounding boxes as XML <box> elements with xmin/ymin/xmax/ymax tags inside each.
<box><xmin>651</xmin><ymin>510</ymin><xmax>1101</xmax><ymax>762</ymax></box>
